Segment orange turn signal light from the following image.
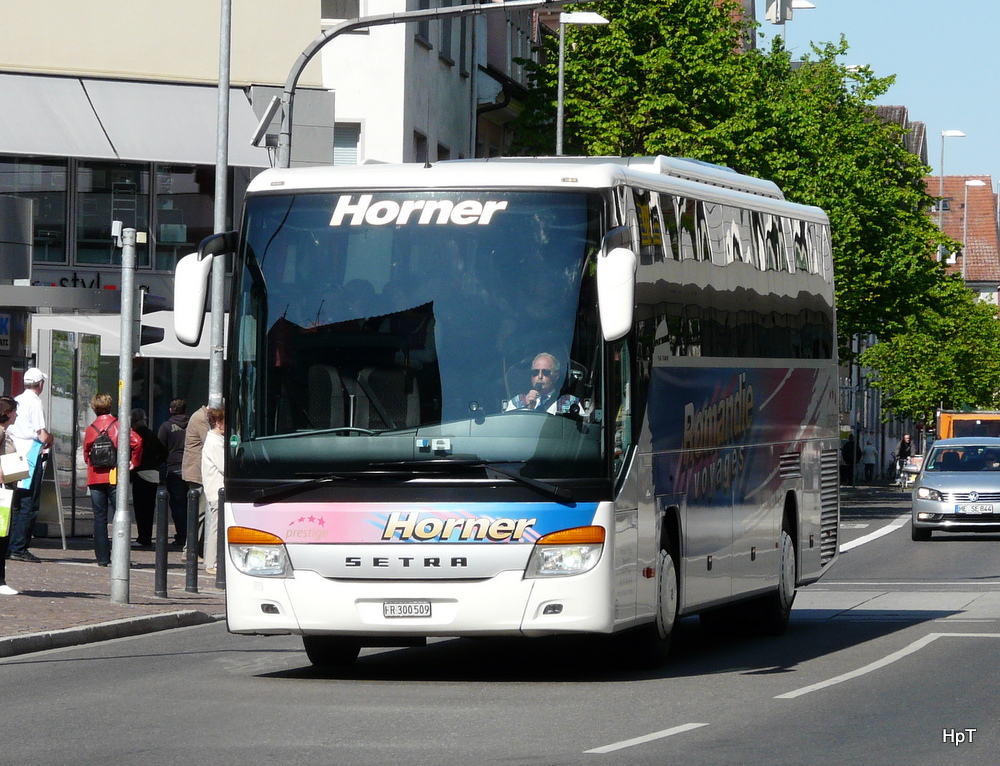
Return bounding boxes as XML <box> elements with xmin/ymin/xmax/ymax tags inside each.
<box><xmin>227</xmin><ymin>526</ymin><xmax>284</xmax><ymax>545</ymax></box>
<box><xmin>535</xmin><ymin>525</ymin><xmax>605</xmax><ymax>545</ymax></box>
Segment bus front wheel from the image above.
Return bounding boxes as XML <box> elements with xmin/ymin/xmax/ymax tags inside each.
<box><xmin>630</xmin><ymin>535</ymin><xmax>679</xmax><ymax>667</ymax></box>
<box><xmin>302</xmin><ymin>636</ymin><xmax>362</xmax><ymax>667</ymax></box>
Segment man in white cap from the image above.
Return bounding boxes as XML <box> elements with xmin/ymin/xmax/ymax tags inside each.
<box><xmin>6</xmin><ymin>367</ymin><xmax>53</xmax><ymax>563</ymax></box>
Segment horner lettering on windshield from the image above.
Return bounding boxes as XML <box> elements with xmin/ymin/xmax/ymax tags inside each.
<box><xmin>232</xmin><ymin>190</ymin><xmax>604</xmax><ymax>480</ymax></box>
<box><xmin>330</xmin><ymin>195</ymin><xmax>509</xmax><ymax>226</ymax></box>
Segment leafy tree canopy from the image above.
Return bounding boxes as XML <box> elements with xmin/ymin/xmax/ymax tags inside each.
<box><xmin>859</xmin><ymin>276</ymin><xmax>1000</xmax><ymax>422</ymax></box>
<box><xmin>512</xmin><ymin>0</ymin><xmax>956</xmax><ymax>349</ymax></box>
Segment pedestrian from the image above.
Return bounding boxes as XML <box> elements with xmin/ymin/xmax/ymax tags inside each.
<box><xmin>0</xmin><ymin>396</ymin><xmax>22</xmax><ymax>595</ymax></box>
<box><xmin>201</xmin><ymin>406</ymin><xmax>225</xmax><ymax>576</ymax></box>
<box><xmin>83</xmin><ymin>394</ymin><xmax>142</xmax><ymax>567</ymax></box>
<box><xmin>861</xmin><ymin>439</ymin><xmax>877</xmax><ymax>483</ymax></box>
<box><xmin>181</xmin><ymin>404</ymin><xmax>209</xmax><ymax>558</ymax></box>
<box><xmin>895</xmin><ymin>433</ymin><xmax>913</xmax><ymax>484</ymax></box>
<box><xmin>841</xmin><ymin>434</ymin><xmax>859</xmax><ymax>485</ymax></box>
<box><xmin>157</xmin><ymin>399</ymin><xmax>189</xmax><ymax>547</ymax></box>
<box><xmin>6</xmin><ymin>367</ymin><xmax>53</xmax><ymax>563</ymax></box>
<box><xmin>130</xmin><ymin>409</ymin><xmax>167</xmax><ymax>549</ymax></box>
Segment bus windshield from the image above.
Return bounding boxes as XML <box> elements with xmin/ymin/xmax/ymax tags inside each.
<box><xmin>231</xmin><ymin>189</ymin><xmax>605</xmax><ymax>481</ymax></box>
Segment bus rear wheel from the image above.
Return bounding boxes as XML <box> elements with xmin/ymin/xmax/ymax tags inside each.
<box><xmin>302</xmin><ymin>636</ymin><xmax>362</xmax><ymax>667</ymax></box>
<box><xmin>756</xmin><ymin>527</ymin><xmax>796</xmax><ymax>636</ymax></box>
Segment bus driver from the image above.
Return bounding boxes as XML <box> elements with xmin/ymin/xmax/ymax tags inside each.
<box><xmin>506</xmin><ymin>352</ymin><xmax>579</xmax><ymax>414</ymax></box>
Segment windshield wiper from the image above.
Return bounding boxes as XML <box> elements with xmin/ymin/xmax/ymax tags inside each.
<box><xmin>249</xmin><ymin>459</ymin><xmax>575</xmax><ymax>506</ymax></box>
<box><xmin>249</xmin><ymin>473</ymin><xmax>349</xmax><ymax>504</ymax></box>
<box><xmin>370</xmin><ymin>458</ymin><xmax>575</xmax><ymax>505</ymax></box>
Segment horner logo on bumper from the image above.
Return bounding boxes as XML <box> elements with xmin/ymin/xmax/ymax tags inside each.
<box><xmin>381</xmin><ymin>512</ymin><xmax>536</xmax><ymax>542</ymax></box>
<box><xmin>330</xmin><ymin>195</ymin><xmax>508</xmax><ymax>227</ymax></box>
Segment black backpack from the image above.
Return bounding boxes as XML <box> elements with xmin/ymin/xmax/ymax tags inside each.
<box><xmin>89</xmin><ymin>425</ymin><xmax>118</xmax><ymax>469</ymax></box>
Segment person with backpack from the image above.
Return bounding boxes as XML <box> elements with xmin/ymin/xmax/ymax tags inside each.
<box><xmin>83</xmin><ymin>393</ymin><xmax>142</xmax><ymax>567</ymax></box>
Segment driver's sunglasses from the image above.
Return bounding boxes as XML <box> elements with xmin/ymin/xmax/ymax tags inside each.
<box><xmin>531</xmin><ymin>368</ymin><xmax>554</xmax><ymax>377</ymax></box>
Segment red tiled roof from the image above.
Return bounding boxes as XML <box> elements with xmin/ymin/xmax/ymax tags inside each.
<box><xmin>924</xmin><ymin>175</ymin><xmax>1000</xmax><ymax>283</ymax></box>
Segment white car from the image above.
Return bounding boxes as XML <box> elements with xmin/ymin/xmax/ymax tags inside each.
<box><xmin>911</xmin><ymin>438</ymin><xmax>1000</xmax><ymax>541</ymax></box>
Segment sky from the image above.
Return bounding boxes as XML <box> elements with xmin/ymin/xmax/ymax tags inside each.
<box><xmin>754</xmin><ymin>0</ymin><xmax>1000</xmax><ymax>190</ymax></box>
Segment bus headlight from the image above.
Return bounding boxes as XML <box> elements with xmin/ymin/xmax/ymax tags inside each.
<box><xmin>228</xmin><ymin>526</ymin><xmax>292</xmax><ymax>578</ymax></box>
<box><xmin>525</xmin><ymin>526</ymin><xmax>605</xmax><ymax>578</ymax></box>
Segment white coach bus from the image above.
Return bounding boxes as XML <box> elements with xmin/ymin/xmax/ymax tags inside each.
<box><xmin>175</xmin><ymin>156</ymin><xmax>840</xmax><ymax>667</ymax></box>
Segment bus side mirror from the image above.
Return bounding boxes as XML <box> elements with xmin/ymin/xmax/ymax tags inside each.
<box><xmin>597</xmin><ymin>247</ymin><xmax>636</xmax><ymax>341</ymax></box>
<box><xmin>174</xmin><ymin>252</ymin><xmax>213</xmax><ymax>346</ymax></box>
<box><xmin>173</xmin><ymin>232</ymin><xmax>238</xmax><ymax>346</ymax></box>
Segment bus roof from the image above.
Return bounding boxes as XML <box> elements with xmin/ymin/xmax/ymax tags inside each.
<box><xmin>246</xmin><ymin>156</ymin><xmax>827</xmax><ymax>222</ymax></box>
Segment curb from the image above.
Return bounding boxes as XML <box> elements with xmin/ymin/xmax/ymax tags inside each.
<box><xmin>0</xmin><ymin>610</ymin><xmax>223</xmax><ymax>659</ymax></box>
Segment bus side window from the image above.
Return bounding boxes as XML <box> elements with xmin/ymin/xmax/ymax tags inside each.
<box><xmin>610</xmin><ymin>339</ymin><xmax>633</xmax><ymax>477</ymax></box>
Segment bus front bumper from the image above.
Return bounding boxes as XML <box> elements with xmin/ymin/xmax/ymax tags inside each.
<box><xmin>225</xmin><ymin>567</ymin><xmax>614</xmax><ymax>638</ymax></box>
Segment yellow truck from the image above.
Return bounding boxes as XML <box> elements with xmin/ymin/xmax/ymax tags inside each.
<box><xmin>936</xmin><ymin>410</ymin><xmax>1000</xmax><ymax>439</ymax></box>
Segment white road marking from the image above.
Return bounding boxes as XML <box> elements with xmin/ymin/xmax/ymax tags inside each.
<box><xmin>584</xmin><ymin>723</ymin><xmax>710</xmax><ymax>754</ymax></box>
<box><xmin>776</xmin><ymin>632</ymin><xmax>1000</xmax><ymax>699</ymax></box>
<box><xmin>839</xmin><ymin>514</ymin><xmax>909</xmax><ymax>552</ymax></box>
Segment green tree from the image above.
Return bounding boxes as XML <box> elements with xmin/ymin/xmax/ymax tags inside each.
<box><xmin>513</xmin><ymin>1</ymin><xmax>950</xmax><ymax>348</ymax></box>
<box><xmin>859</xmin><ymin>277</ymin><xmax>1000</xmax><ymax>423</ymax></box>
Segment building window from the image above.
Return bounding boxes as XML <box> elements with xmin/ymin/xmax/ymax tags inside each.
<box><xmin>439</xmin><ymin>0</ymin><xmax>454</xmax><ymax>64</ymax></box>
<box><xmin>415</xmin><ymin>0</ymin><xmax>431</xmax><ymax>47</ymax></box>
<box><xmin>437</xmin><ymin>144</ymin><xmax>451</xmax><ymax>162</ymax></box>
<box><xmin>334</xmin><ymin>123</ymin><xmax>362</xmax><ymax>165</ymax></box>
<box><xmin>321</xmin><ymin>0</ymin><xmax>359</xmax><ymax>18</ymax></box>
<box><xmin>459</xmin><ymin>15</ymin><xmax>469</xmax><ymax>75</ymax></box>
<box><xmin>414</xmin><ymin>131</ymin><xmax>428</xmax><ymax>164</ymax></box>
<box><xmin>934</xmin><ymin>199</ymin><xmax>951</xmax><ymax>212</ymax></box>
<box><xmin>76</xmin><ymin>161</ymin><xmax>149</xmax><ymax>267</ymax></box>
<box><xmin>0</xmin><ymin>156</ymin><xmax>68</xmax><ymax>264</ymax></box>
<box><xmin>154</xmin><ymin>165</ymin><xmax>216</xmax><ymax>272</ymax></box>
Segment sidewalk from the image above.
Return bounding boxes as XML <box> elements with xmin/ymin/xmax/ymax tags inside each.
<box><xmin>0</xmin><ymin>536</ymin><xmax>225</xmax><ymax>659</ymax></box>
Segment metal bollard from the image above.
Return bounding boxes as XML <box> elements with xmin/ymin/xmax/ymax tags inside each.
<box><xmin>215</xmin><ymin>487</ymin><xmax>226</xmax><ymax>590</ymax></box>
<box><xmin>154</xmin><ymin>486</ymin><xmax>169</xmax><ymax>598</ymax></box>
<box><xmin>185</xmin><ymin>487</ymin><xmax>200</xmax><ymax>593</ymax></box>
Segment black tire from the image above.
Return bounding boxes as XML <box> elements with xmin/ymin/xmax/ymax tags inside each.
<box><xmin>631</xmin><ymin>534</ymin><xmax>679</xmax><ymax>668</ymax></box>
<box><xmin>302</xmin><ymin>636</ymin><xmax>362</xmax><ymax>667</ymax></box>
<box><xmin>757</xmin><ymin>527</ymin><xmax>796</xmax><ymax>636</ymax></box>
<box><xmin>911</xmin><ymin>525</ymin><xmax>932</xmax><ymax>542</ymax></box>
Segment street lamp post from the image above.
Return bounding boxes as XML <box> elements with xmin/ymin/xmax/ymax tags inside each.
<box><xmin>962</xmin><ymin>179</ymin><xmax>987</xmax><ymax>281</ymax></box>
<box><xmin>938</xmin><ymin>129</ymin><xmax>966</xmax><ymax>236</ymax></box>
<box><xmin>556</xmin><ymin>11</ymin><xmax>609</xmax><ymax>156</ymax></box>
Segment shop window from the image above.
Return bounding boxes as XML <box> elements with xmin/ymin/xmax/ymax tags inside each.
<box><xmin>76</xmin><ymin>161</ymin><xmax>149</xmax><ymax>266</ymax></box>
<box><xmin>154</xmin><ymin>165</ymin><xmax>216</xmax><ymax>272</ymax></box>
<box><xmin>0</xmin><ymin>156</ymin><xmax>68</xmax><ymax>264</ymax></box>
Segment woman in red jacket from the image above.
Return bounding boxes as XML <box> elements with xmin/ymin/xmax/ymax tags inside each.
<box><xmin>83</xmin><ymin>393</ymin><xmax>142</xmax><ymax>567</ymax></box>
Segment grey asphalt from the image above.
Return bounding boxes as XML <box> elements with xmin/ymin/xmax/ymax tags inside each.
<box><xmin>0</xmin><ymin>483</ymin><xmax>935</xmax><ymax>660</ymax></box>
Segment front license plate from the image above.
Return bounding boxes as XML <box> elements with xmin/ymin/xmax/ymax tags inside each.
<box><xmin>383</xmin><ymin>601</ymin><xmax>432</xmax><ymax>618</ymax></box>
<box><xmin>956</xmin><ymin>504</ymin><xmax>994</xmax><ymax>514</ymax></box>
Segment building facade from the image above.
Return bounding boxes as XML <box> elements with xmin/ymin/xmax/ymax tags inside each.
<box><xmin>0</xmin><ymin>0</ymin><xmax>543</xmax><ymax>524</ymax></box>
